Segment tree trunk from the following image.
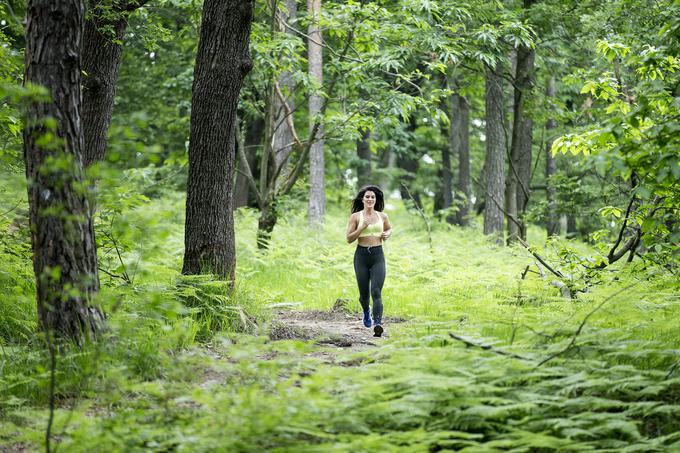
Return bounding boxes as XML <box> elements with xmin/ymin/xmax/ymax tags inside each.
<box><xmin>545</xmin><ymin>75</ymin><xmax>559</xmax><ymax>237</ymax></box>
<box><xmin>567</xmin><ymin>215</ymin><xmax>577</xmax><ymax>238</ymax></box>
<box><xmin>182</xmin><ymin>0</ymin><xmax>253</xmax><ymax>280</ymax></box>
<box><xmin>307</xmin><ymin>0</ymin><xmax>325</xmax><ymax>226</ymax></box>
<box><xmin>455</xmin><ymin>95</ymin><xmax>471</xmax><ymax>226</ymax></box>
<box><xmin>272</xmin><ymin>0</ymin><xmax>297</xmax><ymax>181</ymax></box>
<box><xmin>507</xmin><ymin>1</ymin><xmax>536</xmax><ymax>243</ymax></box>
<box><xmin>356</xmin><ymin>127</ymin><xmax>372</xmax><ymax>187</ymax></box>
<box><xmin>234</xmin><ymin>115</ymin><xmax>263</xmax><ymax>208</ymax></box>
<box><xmin>442</xmin><ymin>78</ymin><xmax>458</xmax><ymax>219</ymax></box>
<box><xmin>24</xmin><ymin>0</ymin><xmax>104</xmax><ymax>342</ymax></box>
<box><xmin>256</xmin><ymin>200</ymin><xmax>278</xmax><ymax>249</ymax></box>
<box><xmin>483</xmin><ymin>62</ymin><xmax>506</xmax><ymax>245</ymax></box>
<box><xmin>81</xmin><ymin>0</ymin><xmax>147</xmax><ymax>167</ymax></box>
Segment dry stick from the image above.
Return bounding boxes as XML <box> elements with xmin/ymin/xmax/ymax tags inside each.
<box><xmin>536</xmin><ymin>281</ymin><xmax>640</xmax><ymax>367</ymax></box>
<box><xmin>0</xmin><ymin>200</ymin><xmax>22</xmax><ymax>219</ymax></box>
<box><xmin>400</xmin><ymin>183</ymin><xmax>433</xmax><ymax>252</ymax></box>
<box><xmin>521</xmin><ymin>264</ymin><xmax>531</xmax><ymax>279</ymax></box>
<box><xmin>517</xmin><ymin>237</ymin><xmax>565</xmax><ymax>279</ymax></box>
<box><xmin>448</xmin><ymin>333</ymin><xmax>531</xmax><ymax>361</ymax></box>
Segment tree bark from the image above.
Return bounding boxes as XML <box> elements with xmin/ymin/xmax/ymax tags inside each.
<box><xmin>81</xmin><ymin>0</ymin><xmax>147</xmax><ymax>167</ymax></box>
<box><xmin>307</xmin><ymin>0</ymin><xmax>325</xmax><ymax>226</ymax></box>
<box><xmin>455</xmin><ymin>95</ymin><xmax>471</xmax><ymax>226</ymax></box>
<box><xmin>182</xmin><ymin>0</ymin><xmax>253</xmax><ymax>280</ymax></box>
<box><xmin>24</xmin><ymin>0</ymin><xmax>104</xmax><ymax>342</ymax></box>
<box><xmin>356</xmin><ymin>127</ymin><xmax>372</xmax><ymax>187</ymax></box>
<box><xmin>545</xmin><ymin>75</ymin><xmax>559</xmax><ymax>237</ymax></box>
<box><xmin>483</xmin><ymin>62</ymin><xmax>506</xmax><ymax>245</ymax></box>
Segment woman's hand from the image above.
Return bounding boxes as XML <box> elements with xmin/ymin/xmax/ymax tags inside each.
<box><xmin>380</xmin><ymin>213</ymin><xmax>392</xmax><ymax>241</ymax></box>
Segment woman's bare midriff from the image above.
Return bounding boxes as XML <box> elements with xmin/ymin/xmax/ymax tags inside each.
<box><xmin>357</xmin><ymin>237</ymin><xmax>382</xmax><ymax>247</ymax></box>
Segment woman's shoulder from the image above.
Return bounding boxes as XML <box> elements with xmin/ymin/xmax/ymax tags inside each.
<box><xmin>378</xmin><ymin>211</ymin><xmax>389</xmax><ymax>220</ymax></box>
<box><xmin>349</xmin><ymin>211</ymin><xmax>361</xmax><ymax>221</ymax></box>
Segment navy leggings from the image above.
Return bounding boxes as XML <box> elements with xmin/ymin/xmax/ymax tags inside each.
<box><xmin>353</xmin><ymin>245</ymin><xmax>385</xmax><ymax>324</ymax></box>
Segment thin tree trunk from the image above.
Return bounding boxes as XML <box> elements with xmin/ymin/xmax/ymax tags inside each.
<box><xmin>272</xmin><ymin>0</ymin><xmax>297</xmax><ymax>181</ymax></box>
<box><xmin>82</xmin><ymin>0</ymin><xmax>147</xmax><ymax>167</ymax></box>
<box><xmin>257</xmin><ymin>200</ymin><xmax>278</xmax><ymax>249</ymax></box>
<box><xmin>307</xmin><ymin>0</ymin><xmax>325</xmax><ymax>226</ymax></box>
<box><xmin>507</xmin><ymin>0</ymin><xmax>536</xmax><ymax>243</ymax></box>
<box><xmin>483</xmin><ymin>62</ymin><xmax>506</xmax><ymax>245</ymax></box>
<box><xmin>378</xmin><ymin>147</ymin><xmax>395</xmax><ymax>191</ymax></box>
<box><xmin>443</xmin><ymin>78</ymin><xmax>458</xmax><ymax>219</ymax></box>
<box><xmin>234</xmin><ymin>116</ymin><xmax>263</xmax><ymax>208</ymax></box>
<box><xmin>398</xmin><ymin>116</ymin><xmax>421</xmax><ymax>207</ymax></box>
<box><xmin>456</xmin><ymin>95</ymin><xmax>471</xmax><ymax>226</ymax></box>
<box><xmin>567</xmin><ymin>215</ymin><xmax>577</xmax><ymax>238</ymax></box>
<box><xmin>182</xmin><ymin>0</ymin><xmax>253</xmax><ymax>280</ymax></box>
<box><xmin>545</xmin><ymin>75</ymin><xmax>559</xmax><ymax>236</ymax></box>
<box><xmin>356</xmin><ymin>127</ymin><xmax>372</xmax><ymax>187</ymax></box>
<box><xmin>24</xmin><ymin>0</ymin><xmax>104</xmax><ymax>342</ymax></box>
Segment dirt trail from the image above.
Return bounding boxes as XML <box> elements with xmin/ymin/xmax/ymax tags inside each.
<box><xmin>268</xmin><ymin>300</ymin><xmax>405</xmax><ymax>351</ymax></box>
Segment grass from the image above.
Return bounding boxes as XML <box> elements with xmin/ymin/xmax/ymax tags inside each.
<box><xmin>1</xmin><ymin>174</ymin><xmax>679</xmax><ymax>451</ymax></box>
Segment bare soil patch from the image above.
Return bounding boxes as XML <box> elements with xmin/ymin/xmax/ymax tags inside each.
<box><xmin>268</xmin><ymin>299</ymin><xmax>406</xmax><ymax>350</ymax></box>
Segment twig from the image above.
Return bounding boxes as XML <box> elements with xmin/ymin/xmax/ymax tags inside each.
<box><xmin>665</xmin><ymin>361</ymin><xmax>679</xmax><ymax>380</ymax></box>
<box><xmin>0</xmin><ymin>200</ymin><xmax>22</xmax><ymax>219</ymax></box>
<box><xmin>521</xmin><ymin>265</ymin><xmax>530</xmax><ymax>279</ymax></box>
<box><xmin>448</xmin><ymin>333</ymin><xmax>531</xmax><ymax>361</ymax></box>
<box><xmin>517</xmin><ymin>237</ymin><xmax>565</xmax><ymax>279</ymax></box>
<box><xmin>536</xmin><ymin>282</ymin><xmax>640</xmax><ymax>367</ymax></box>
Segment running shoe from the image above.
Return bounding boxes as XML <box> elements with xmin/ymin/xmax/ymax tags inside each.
<box><xmin>373</xmin><ymin>324</ymin><xmax>383</xmax><ymax>337</ymax></box>
<box><xmin>362</xmin><ymin>312</ymin><xmax>372</xmax><ymax>328</ymax></box>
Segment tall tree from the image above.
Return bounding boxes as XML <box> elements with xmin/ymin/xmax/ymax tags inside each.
<box><xmin>455</xmin><ymin>94</ymin><xmax>471</xmax><ymax>226</ymax></box>
<box><xmin>24</xmin><ymin>0</ymin><xmax>104</xmax><ymax>341</ymax></box>
<box><xmin>182</xmin><ymin>0</ymin><xmax>253</xmax><ymax>279</ymax></box>
<box><xmin>82</xmin><ymin>0</ymin><xmax>148</xmax><ymax>167</ymax></box>
<box><xmin>483</xmin><ymin>61</ymin><xmax>506</xmax><ymax>245</ymax></box>
<box><xmin>545</xmin><ymin>75</ymin><xmax>559</xmax><ymax>236</ymax></box>
<box><xmin>441</xmin><ymin>77</ymin><xmax>458</xmax><ymax>220</ymax></box>
<box><xmin>506</xmin><ymin>0</ymin><xmax>536</xmax><ymax>243</ymax></box>
<box><xmin>307</xmin><ymin>0</ymin><xmax>325</xmax><ymax>226</ymax></box>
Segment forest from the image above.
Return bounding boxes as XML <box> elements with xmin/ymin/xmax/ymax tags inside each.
<box><xmin>0</xmin><ymin>0</ymin><xmax>679</xmax><ymax>451</ymax></box>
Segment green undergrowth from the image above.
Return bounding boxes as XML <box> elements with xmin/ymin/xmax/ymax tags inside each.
<box><xmin>1</xmin><ymin>177</ymin><xmax>679</xmax><ymax>451</ymax></box>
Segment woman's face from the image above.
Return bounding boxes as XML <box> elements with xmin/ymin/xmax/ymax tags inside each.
<box><xmin>362</xmin><ymin>190</ymin><xmax>376</xmax><ymax>208</ymax></box>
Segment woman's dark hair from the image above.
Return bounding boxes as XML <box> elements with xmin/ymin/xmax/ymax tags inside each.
<box><xmin>351</xmin><ymin>185</ymin><xmax>385</xmax><ymax>213</ymax></box>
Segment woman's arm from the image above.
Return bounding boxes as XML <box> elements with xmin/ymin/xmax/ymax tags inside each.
<box><xmin>346</xmin><ymin>213</ymin><xmax>366</xmax><ymax>243</ymax></box>
<box><xmin>380</xmin><ymin>212</ymin><xmax>392</xmax><ymax>240</ymax></box>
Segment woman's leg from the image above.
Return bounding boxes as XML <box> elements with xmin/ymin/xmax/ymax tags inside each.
<box><xmin>353</xmin><ymin>248</ymin><xmax>371</xmax><ymax>316</ymax></box>
<box><xmin>369</xmin><ymin>252</ymin><xmax>386</xmax><ymax>325</ymax></box>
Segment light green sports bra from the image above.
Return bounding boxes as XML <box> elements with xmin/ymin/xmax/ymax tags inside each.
<box><xmin>358</xmin><ymin>211</ymin><xmax>384</xmax><ymax>237</ymax></box>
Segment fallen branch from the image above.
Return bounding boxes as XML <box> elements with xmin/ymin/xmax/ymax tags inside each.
<box><xmin>536</xmin><ymin>282</ymin><xmax>639</xmax><ymax>367</ymax></box>
<box><xmin>517</xmin><ymin>238</ymin><xmax>565</xmax><ymax>279</ymax></box>
<box><xmin>448</xmin><ymin>333</ymin><xmax>531</xmax><ymax>361</ymax></box>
